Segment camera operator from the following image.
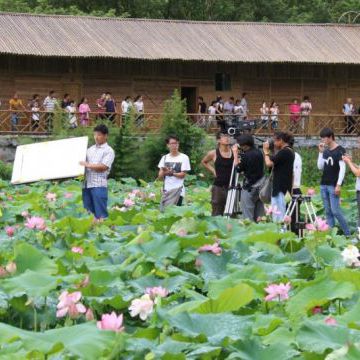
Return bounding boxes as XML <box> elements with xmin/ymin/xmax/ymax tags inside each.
<box><xmin>201</xmin><ymin>132</ymin><xmax>234</xmax><ymax>216</ymax></box>
<box><xmin>317</xmin><ymin>128</ymin><xmax>350</xmax><ymax>236</ymax></box>
<box><xmin>232</xmin><ymin>134</ymin><xmax>265</xmax><ymax>221</ymax></box>
<box><xmin>263</xmin><ymin>132</ymin><xmax>295</xmax><ymax>222</ymax></box>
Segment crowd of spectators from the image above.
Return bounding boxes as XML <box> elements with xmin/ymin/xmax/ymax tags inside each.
<box><xmin>6</xmin><ymin>91</ymin><xmax>145</xmax><ymax>131</ymax></box>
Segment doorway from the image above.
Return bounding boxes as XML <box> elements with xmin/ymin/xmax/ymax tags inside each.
<box><xmin>181</xmin><ymin>87</ymin><xmax>197</xmax><ymax>114</ymax></box>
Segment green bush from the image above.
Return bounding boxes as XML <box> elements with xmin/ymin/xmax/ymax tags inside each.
<box><xmin>0</xmin><ymin>160</ymin><xmax>12</xmax><ymax>180</ymax></box>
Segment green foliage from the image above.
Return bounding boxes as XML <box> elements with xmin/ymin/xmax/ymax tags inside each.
<box><xmin>0</xmin><ymin>160</ymin><xmax>12</xmax><ymax>180</ymax></box>
<box><xmin>0</xmin><ymin>0</ymin><xmax>358</xmax><ymax>23</ymax></box>
<box><xmin>0</xmin><ymin>176</ymin><xmax>360</xmax><ymax>357</ymax></box>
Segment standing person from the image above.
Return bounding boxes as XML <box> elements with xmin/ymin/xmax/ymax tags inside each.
<box><xmin>9</xmin><ymin>92</ymin><xmax>26</xmax><ymax>131</ymax></box>
<box><xmin>197</xmin><ymin>96</ymin><xmax>207</xmax><ymax>128</ymax></box>
<box><xmin>96</xmin><ymin>93</ymin><xmax>106</xmax><ymax>120</ymax></box>
<box><xmin>318</xmin><ymin>128</ymin><xmax>350</xmax><ymax>235</ymax></box>
<box><xmin>104</xmin><ymin>92</ymin><xmax>117</xmax><ymax>123</ymax></box>
<box><xmin>270</xmin><ymin>101</ymin><xmax>279</xmax><ymax>130</ymax></box>
<box><xmin>208</xmin><ymin>101</ymin><xmax>217</xmax><ymax>127</ymax></box>
<box><xmin>240</xmin><ymin>93</ymin><xmax>248</xmax><ymax>119</ymax></box>
<box><xmin>288</xmin><ymin>138</ymin><xmax>302</xmax><ymax>234</ymax></box>
<box><xmin>223</xmin><ymin>97</ymin><xmax>235</xmax><ymax>125</ymax></box>
<box><xmin>134</xmin><ymin>95</ymin><xmax>144</xmax><ymax>127</ymax></box>
<box><xmin>66</xmin><ymin>100</ymin><xmax>78</xmax><ymax>128</ymax></box>
<box><xmin>121</xmin><ymin>96</ymin><xmax>132</xmax><ymax>121</ymax></box>
<box><xmin>233</xmin><ymin>134</ymin><xmax>265</xmax><ymax>221</ymax></box>
<box><xmin>28</xmin><ymin>94</ymin><xmax>40</xmax><ymax>131</ymax></box>
<box><xmin>79</xmin><ymin>97</ymin><xmax>91</xmax><ymax>126</ymax></box>
<box><xmin>289</xmin><ymin>98</ymin><xmax>301</xmax><ymax>131</ymax></box>
<box><xmin>215</xmin><ymin>96</ymin><xmax>225</xmax><ymax>132</ymax></box>
<box><xmin>30</xmin><ymin>99</ymin><xmax>40</xmax><ymax>131</ymax></box>
<box><xmin>80</xmin><ymin>124</ymin><xmax>115</xmax><ymax>220</ymax></box>
<box><xmin>234</xmin><ymin>99</ymin><xmax>245</xmax><ymax>123</ymax></box>
<box><xmin>260</xmin><ymin>101</ymin><xmax>269</xmax><ymax>129</ymax></box>
<box><xmin>158</xmin><ymin>135</ymin><xmax>191</xmax><ymax>210</ymax></box>
<box><xmin>201</xmin><ymin>132</ymin><xmax>234</xmax><ymax>216</ymax></box>
<box><xmin>263</xmin><ymin>132</ymin><xmax>295</xmax><ymax>222</ymax></box>
<box><xmin>43</xmin><ymin>90</ymin><xmax>57</xmax><ymax>131</ymax></box>
<box><xmin>343</xmin><ymin>98</ymin><xmax>356</xmax><ymax>134</ymax></box>
<box><xmin>343</xmin><ymin>140</ymin><xmax>360</xmax><ymax>229</ymax></box>
<box><xmin>300</xmin><ymin>96</ymin><xmax>312</xmax><ymax>132</ymax></box>
<box><xmin>61</xmin><ymin>94</ymin><xmax>70</xmax><ymax>109</ymax></box>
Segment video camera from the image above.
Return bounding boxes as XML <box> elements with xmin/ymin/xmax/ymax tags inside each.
<box><xmin>226</xmin><ymin>119</ymin><xmax>257</xmax><ymax>136</ymax></box>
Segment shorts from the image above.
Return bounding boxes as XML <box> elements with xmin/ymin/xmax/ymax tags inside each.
<box><xmin>82</xmin><ymin>187</ymin><xmax>108</xmax><ymax>219</ymax></box>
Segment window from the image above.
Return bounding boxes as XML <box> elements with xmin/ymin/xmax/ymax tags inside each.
<box><xmin>215</xmin><ymin>73</ymin><xmax>231</xmax><ymax>91</ymax></box>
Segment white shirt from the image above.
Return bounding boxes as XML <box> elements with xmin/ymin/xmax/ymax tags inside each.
<box><xmin>293</xmin><ymin>152</ymin><xmax>302</xmax><ymax>189</ymax></box>
<box><xmin>84</xmin><ymin>143</ymin><xmax>115</xmax><ymax>188</ymax></box>
<box><xmin>134</xmin><ymin>100</ymin><xmax>144</xmax><ymax>112</ymax></box>
<box><xmin>121</xmin><ymin>100</ymin><xmax>131</xmax><ymax>114</ymax></box>
<box><xmin>158</xmin><ymin>152</ymin><xmax>191</xmax><ymax>196</ymax></box>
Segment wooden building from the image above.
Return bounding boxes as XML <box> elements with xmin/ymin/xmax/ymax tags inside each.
<box><xmin>1</xmin><ymin>13</ymin><xmax>360</xmax><ymax>115</ymax></box>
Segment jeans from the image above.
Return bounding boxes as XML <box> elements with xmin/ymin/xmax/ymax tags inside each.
<box><xmin>11</xmin><ymin>113</ymin><xmax>19</xmax><ymax>131</ymax></box>
<box><xmin>241</xmin><ymin>186</ymin><xmax>264</xmax><ymax>222</ymax></box>
<box><xmin>271</xmin><ymin>192</ymin><xmax>286</xmax><ymax>222</ymax></box>
<box><xmin>320</xmin><ymin>185</ymin><xmax>350</xmax><ymax>235</ymax></box>
<box><xmin>82</xmin><ymin>187</ymin><xmax>108</xmax><ymax>219</ymax></box>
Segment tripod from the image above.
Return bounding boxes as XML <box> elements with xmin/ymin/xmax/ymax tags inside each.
<box><xmin>224</xmin><ymin>162</ymin><xmax>242</xmax><ymax>218</ymax></box>
<box><xmin>284</xmin><ymin>195</ymin><xmax>317</xmax><ymax>237</ymax></box>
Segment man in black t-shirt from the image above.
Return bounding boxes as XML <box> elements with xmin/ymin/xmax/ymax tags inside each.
<box><xmin>318</xmin><ymin>128</ymin><xmax>350</xmax><ymax>236</ymax></box>
<box><xmin>233</xmin><ymin>134</ymin><xmax>264</xmax><ymax>221</ymax></box>
<box><xmin>263</xmin><ymin>132</ymin><xmax>295</xmax><ymax>222</ymax></box>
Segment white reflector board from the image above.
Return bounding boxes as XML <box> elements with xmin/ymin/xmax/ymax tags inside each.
<box><xmin>11</xmin><ymin>136</ymin><xmax>88</xmax><ymax>184</ymax></box>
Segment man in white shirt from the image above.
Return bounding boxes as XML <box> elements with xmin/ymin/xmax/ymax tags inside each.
<box><xmin>158</xmin><ymin>135</ymin><xmax>191</xmax><ymax>209</ymax></box>
<box><xmin>43</xmin><ymin>90</ymin><xmax>57</xmax><ymax>131</ymax></box>
<box><xmin>80</xmin><ymin>124</ymin><xmax>115</xmax><ymax>220</ymax></box>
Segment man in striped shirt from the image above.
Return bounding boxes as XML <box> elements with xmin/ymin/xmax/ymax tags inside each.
<box><xmin>80</xmin><ymin>124</ymin><xmax>115</xmax><ymax>220</ymax></box>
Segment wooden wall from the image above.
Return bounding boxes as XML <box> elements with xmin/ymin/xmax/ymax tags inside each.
<box><xmin>0</xmin><ymin>55</ymin><xmax>359</xmax><ymax>114</ymax></box>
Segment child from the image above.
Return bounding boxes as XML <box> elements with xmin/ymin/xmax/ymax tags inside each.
<box><xmin>31</xmin><ymin>101</ymin><xmax>40</xmax><ymax>131</ymax></box>
<box><xmin>79</xmin><ymin>98</ymin><xmax>91</xmax><ymax>126</ymax></box>
<box><xmin>66</xmin><ymin>100</ymin><xmax>78</xmax><ymax>128</ymax></box>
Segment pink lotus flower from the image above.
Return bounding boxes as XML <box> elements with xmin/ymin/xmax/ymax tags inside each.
<box><xmin>176</xmin><ymin>228</ymin><xmax>187</xmax><ymax>237</ymax></box>
<box><xmin>129</xmin><ymin>294</ymin><xmax>154</xmax><ymax>320</ymax></box>
<box><xmin>148</xmin><ymin>192</ymin><xmax>156</xmax><ymax>199</ymax></box>
<box><xmin>324</xmin><ymin>316</ymin><xmax>337</xmax><ymax>326</ymax></box>
<box><xmin>85</xmin><ymin>308</ymin><xmax>94</xmax><ymax>321</ymax></box>
<box><xmin>124</xmin><ymin>198</ymin><xmax>135</xmax><ymax>207</ymax></box>
<box><xmin>25</xmin><ymin>216</ymin><xmax>46</xmax><ymax>231</ymax></box>
<box><xmin>97</xmin><ymin>312</ymin><xmax>125</xmax><ymax>332</ymax></box>
<box><xmin>56</xmin><ymin>291</ymin><xmax>86</xmax><ymax>319</ymax></box>
<box><xmin>283</xmin><ymin>215</ymin><xmax>292</xmax><ymax>224</ymax></box>
<box><xmin>307</xmin><ymin>188</ymin><xmax>316</xmax><ymax>196</ymax></box>
<box><xmin>198</xmin><ymin>242</ymin><xmax>222</xmax><ymax>256</ymax></box>
<box><xmin>46</xmin><ymin>192</ymin><xmax>57</xmax><ymax>202</ymax></box>
<box><xmin>145</xmin><ymin>286</ymin><xmax>169</xmax><ymax>299</ymax></box>
<box><xmin>132</xmin><ymin>189</ymin><xmax>141</xmax><ymax>195</ymax></box>
<box><xmin>312</xmin><ymin>306</ymin><xmax>323</xmax><ymax>315</ymax></box>
<box><xmin>21</xmin><ymin>210</ymin><xmax>29</xmax><ymax>218</ymax></box>
<box><xmin>5</xmin><ymin>262</ymin><xmax>16</xmax><ymax>274</ymax></box>
<box><xmin>71</xmin><ymin>246</ymin><xmax>84</xmax><ymax>255</ymax></box>
<box><xmin>265</xmin><ymin>205</ymin><xmax>281</xmax><ymax>216</ymax></box>
<box><xmin>64</xmin><ymin>192</ymin><xmax>73</xmax><ymax>199</ymax></box>
<box><xmin>264</xmin><ymin>282</ymin><xmax>291</xmax><ymax>302</ymax></box>
<box><xmin>306</xmin><ymin>217</ymin><xmax>329</xmax><ymax>232</ymax></box>
<box><xmin>7</xmin><ymin>196</ymin><xmax>13</xmax><ymax>201</ymax></box>
<box><xmin>5</xmin><ymin>226</ymin><xmax>14</xmax><ymax>237</ymax></box>
<box><xmin>0</xmin><ymin>266</ymin><xmax>7</xmax><ymax>277</ymax></box>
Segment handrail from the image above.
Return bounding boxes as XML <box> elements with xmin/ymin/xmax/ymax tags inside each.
<box><xmin>0</xmin><ymin>110</ymin><xmax>359</xmax><ymax>136</ymax></box>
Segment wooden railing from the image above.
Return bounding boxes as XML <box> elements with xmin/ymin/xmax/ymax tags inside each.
<box><xmin>0</xmin><ymin>110</ymin><xmax>359</xmax><ymax>137</ymax></box>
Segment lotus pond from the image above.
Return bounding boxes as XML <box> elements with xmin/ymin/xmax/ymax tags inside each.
<box><xmin>0</xmin><ymin>177</ymin><xmax>360</xmax><ymax>359</ymax></box>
